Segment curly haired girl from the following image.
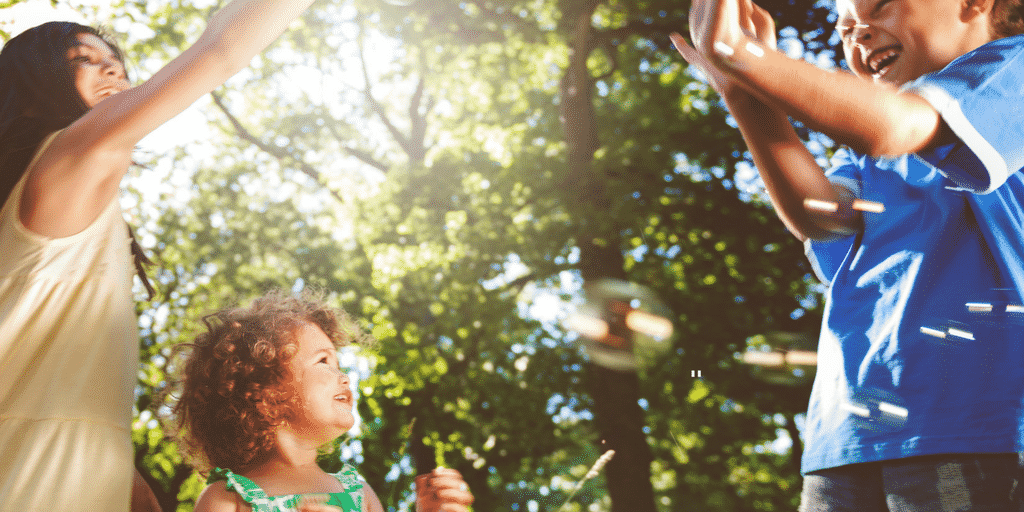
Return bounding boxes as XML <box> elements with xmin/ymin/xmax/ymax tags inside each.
<box><xmin>174</xmin><ymin>290</ymin><xmax>474</xmax><ymax>512</ymax></box>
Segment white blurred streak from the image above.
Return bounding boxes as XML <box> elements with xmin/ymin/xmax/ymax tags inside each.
<box><xmin>785</xmin><ymin>350</ymin><xmax>818</xmax><ymax>366</ymax></box>
<box><xmin>625</xmin><ymin>310</ymin><xmax>673</xmax><ymax>339</ymax></box>
<box><xmin>877</xmin><ymin>402</ymin><xmax>908</xmax><ymax>419</ymax></box>
<box><xmin>947</xmin><ymin>327</ymin><xmax>975</xmax><ymax>340</ymax></box>
<box><xmin>851</xmin><ymin>199</ymin><xmax>885</xmax><ymax>213</ymax></box>
<box><xmin>966</xmin><ymin>302</ymin><xmax>993</xmax><ymax>312</ymax></box>
<box><xmin>804</xmin><ymin>199</ymin><xmax>839</xmax><ymax>213</ymax></box>
<box><xmin>841</xmin><ymin>402</ymin><xmax>871</xmax><ymax>418</ymax></box>
<box><xmin>741</xmin><ymin>351</ymin><xmax>786</xmax><ymax>367</ymax></box>
<box><xmin>565</xmin><ymin>314</ymin><xmax>608</xmax><ymax>340</ymax></box>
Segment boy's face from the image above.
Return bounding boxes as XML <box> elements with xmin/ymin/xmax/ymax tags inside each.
<box><xmin>835</xmin><ymin>0</ymin><xmax>993</xmax><ymax>86</ymax></box>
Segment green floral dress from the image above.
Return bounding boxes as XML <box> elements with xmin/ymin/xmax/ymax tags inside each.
<box><xmin>209</xmin><ymin>465</ymin><xmax>364</xmax><ymax>511</ymax></box>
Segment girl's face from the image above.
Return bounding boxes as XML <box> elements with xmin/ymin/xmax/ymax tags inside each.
<box><xmin>284</xmin><ymin>322</ymin><xmax>356</xmax><ymax>444</ymax></box>
<box><xmin>835</xmin><ymin>0</ymin><xmax>994</xmax><ymax>86</ymax></box>
<box><xmin>66</xmin><ymin>32</ymin><xmax>129</xmax><ymax>108</ymax></box>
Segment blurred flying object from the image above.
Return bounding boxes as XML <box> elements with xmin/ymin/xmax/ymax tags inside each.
<box><xmin>966</xmin><ymin>302</ymin><xmax>993</xmax><ymax>313</ymax></box>
<box><xmin>851</xmin><ymin>199</ymin><xmax>885</xmax><ymax>213</ymax></box>
<box><xmin>845</xmin><ymin>387</ymin><xmax>909</xmax><ymax>432</ymax></box>
<box><xmin>920</xmin><ymin>325</ymin><xmax>975</xmax><ymax>341</ymax></box>
<box><xmin>804</xmin><ymin>199</ymin><xmax>839</xmax><ymax>213</ymax></box>
<box><xmin>740</xmin><ymin>332</ymin><xmax>817</xmax><ymax>386</ymax></box>
<box><xmin>803</xmin><ymin>198</ymin><xmax>886</xmax><ymax>214</ymax></box>
<box><xmin>565</xmin><ymin>279</ymin><xmax>674</xmax><ymax>372</ymax></box>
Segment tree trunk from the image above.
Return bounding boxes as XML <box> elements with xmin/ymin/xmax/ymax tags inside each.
<box><xmin>559</xmin><ymin>3</ymin><xmax>657</xmax><ymax>510</ymax></box>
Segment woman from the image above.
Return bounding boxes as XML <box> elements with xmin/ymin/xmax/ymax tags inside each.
<box><xmin>0</xmin><ymin>1</ymin><xmax>321</xmax><ymax>509</ymax></box>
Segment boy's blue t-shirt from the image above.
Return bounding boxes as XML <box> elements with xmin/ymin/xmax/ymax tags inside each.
<box><xmin>801</xmin><ymin>35</ymin><xmax>1024</xmax><ymax>474</ymax></box>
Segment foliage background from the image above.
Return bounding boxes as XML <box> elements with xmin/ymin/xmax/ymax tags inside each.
<box><xmin>1</xmin><ymin>0</ymin><xmax>842</xmax><ymax>510</ymax></box>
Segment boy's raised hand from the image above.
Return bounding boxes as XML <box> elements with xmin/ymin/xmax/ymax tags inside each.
<box><xmin>671</xmin><ymin>0</ymin><xmax>775</xmax><ymax>102</ymax></box>
<box><xmin>674</xmin><ymin>0</ymin><xmax>776</xmax><ymax>90</ymax></box>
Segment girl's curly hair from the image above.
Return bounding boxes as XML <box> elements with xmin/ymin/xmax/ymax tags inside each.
<box><xmin>172</xmin><ymin>288</ymin><xmax>368</xmax><ymax>474</ymax></box>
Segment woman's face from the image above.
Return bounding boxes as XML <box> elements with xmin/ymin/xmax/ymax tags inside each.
<box><xmin>66</xmin><ymin>33</ymin><xmax>129</xmax><ymax>108</ymax></box>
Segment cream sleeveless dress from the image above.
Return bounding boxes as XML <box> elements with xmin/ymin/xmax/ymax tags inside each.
<box><xmin>0</xmin><ymin>132</ymin><xmax>137</xmax><ymax>511</ymax></box>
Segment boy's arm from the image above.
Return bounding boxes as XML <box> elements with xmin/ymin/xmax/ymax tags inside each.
<box><xmin>671</xmin><ymin>17</ymin><xmax>861</xmax><ymax>239</ymax></box>
<box><xmin>687</xmin><ymin>0</ymin><xmax>948</xmax><ymax>158</ymax></box>
<box><xmin>723</xmin><ymin>91</ymin><xmax>860</xmax><ymax>240</ymax></box>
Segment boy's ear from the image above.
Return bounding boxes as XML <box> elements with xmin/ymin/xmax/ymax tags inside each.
<box><xmin>962</xmin><ymin>0</ymin><xmax>995</xmax><ymax>19</ymax></box>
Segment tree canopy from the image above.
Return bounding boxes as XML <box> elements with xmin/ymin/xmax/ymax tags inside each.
<box><xmin>2</xmin><ymin>0</ymin><xmax>843</xmax><ymax>510</ymax></box>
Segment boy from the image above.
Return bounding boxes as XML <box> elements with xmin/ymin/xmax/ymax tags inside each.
<box><xmin>672</xmin><ymin>0</ymin><xmax>1024</xmax><ymax>509</ymax></box>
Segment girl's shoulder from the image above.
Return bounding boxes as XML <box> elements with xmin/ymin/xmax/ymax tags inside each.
<box><xmin>193</xmin><ymin>478</ymin><xmax>244</xmax><ymax>512</ymax></box>
<box><xmin>208</xmin><ymin>467</ymin><xmax>271</xmax><ymax>503</ymax></box>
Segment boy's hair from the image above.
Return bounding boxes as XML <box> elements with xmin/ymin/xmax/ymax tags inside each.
<box><xmin>173</xmin><ymin>289</ymin><xmax>367</xmax><ymax>473</ymax></box>
<box><xmin>991</xmin><ymin>0</ymin><xmax>1024</xmax><ymax>38</ymax></box>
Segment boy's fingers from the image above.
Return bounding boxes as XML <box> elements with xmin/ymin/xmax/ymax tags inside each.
<box><xmin>670</xmin><ymin>34</ymin><xmax>716</xmax><ymax>77</ymax></box>
<box><xmin>670</xmin><ymin>33</ymin><xmax>701</xmax><ymax>63</ymax></box>
<box><xmin>739</xmin><ymin>0</ymin><xmax>756</xmax><ymax>35</ymax></box>
<box><xmin>750</xmin><ymin>4</ymin><xmax>777</xmax><ymax>49</ymax></box>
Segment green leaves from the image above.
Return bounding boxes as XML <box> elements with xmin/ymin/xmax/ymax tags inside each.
<box><xmin>100</xmin><ymin>0</ymin><xmax>845</xmax><ymax>510</ymax></box>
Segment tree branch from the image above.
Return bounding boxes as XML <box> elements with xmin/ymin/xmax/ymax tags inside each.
<box><xmin>209</xmin><ymin>91</ymin><xmax>345</xmax><ymax>204</ymax></box>
<box><xmin>356</xmin><ymin>23</ymin><xmax>412</xmax><ymax>155</ymax></box>
<box><xmin>323</xmin><ymin>121</ymin><xmax>391</xmax><ymax>173</ymax></box>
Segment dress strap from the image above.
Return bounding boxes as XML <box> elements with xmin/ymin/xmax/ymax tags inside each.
<box><xmin>209</xmin><ymin>468</ymin><xmax>273</xmax><ymax>507</ymax></box>
<box><xmin>330</xmin><ymin>464</ymin><xmax>365</xmax><ymax>511</ymax></box>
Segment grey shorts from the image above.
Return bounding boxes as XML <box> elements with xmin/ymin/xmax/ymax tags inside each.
<box><xmin>799</xmin><ymin>453</ymin><xmax>1024</xmax><ymax>512</ymax></box>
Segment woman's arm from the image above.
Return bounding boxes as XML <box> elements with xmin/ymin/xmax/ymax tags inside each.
<box><xmin>21</xmin><ymin>0</ymin><xmax>318</xmax><ymax>238</ymax></box>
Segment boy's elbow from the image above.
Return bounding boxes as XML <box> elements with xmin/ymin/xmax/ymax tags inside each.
<box><xmin>785</xmin><ymin>209</ymin><xmax>860</xmax><ymax>242</ymax></box>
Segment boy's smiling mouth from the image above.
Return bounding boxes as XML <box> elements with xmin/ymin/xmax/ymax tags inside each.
<box><xmin>867</xmin><ymin>45</ymin><xmax>902</xmax><ymax>78</ymax></box>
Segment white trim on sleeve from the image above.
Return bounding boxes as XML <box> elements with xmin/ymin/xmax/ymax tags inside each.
<box><xmin>906</xmin><ymin>83</ymin><xmax>1007</xmax><ymax>194</ymax></box>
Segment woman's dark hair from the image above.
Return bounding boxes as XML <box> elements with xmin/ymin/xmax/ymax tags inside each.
<box><xmin>0</xmin><ymin>22</ymin><xmax>155</xmax><ymax>298</ymax></box>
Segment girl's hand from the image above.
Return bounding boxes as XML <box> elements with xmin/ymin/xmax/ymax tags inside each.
<box><xmin>414</xmin><ymin>468</ymin><xmax>474</xmax><ymax>512</ymax></box>
<box><xmin>295</xmin><ymin>495</ymin><xmax>343</xmax><ymax>512</ymax></box>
